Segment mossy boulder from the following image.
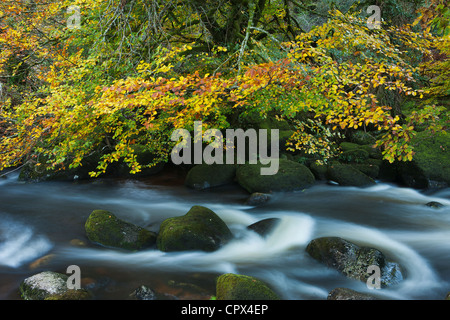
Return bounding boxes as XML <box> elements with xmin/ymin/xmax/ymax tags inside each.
<box><xmin>19</xmin><ymin>271</ymin><xmax>91</xmax><ymax>300</ymax></box>
<box><xmin>309</xmin><ymin>161</ymin><xmax>328</xmax><ymax>180</ymax></box>
<box><xmin>157</xmin><ymin>206</ymin><xmax>233</xmax><ymax>252</ymax></box>
<box><xmin>236</xmin><ymin>159</ymin><xmax>315</xmax><ymax>193</ymax></box>
<box><xmin>185</xmin><ymin>164</ymin><xmax>236</xmax><ymax>190</ymax></box>
<box><xmin>397</xmin><ymin>131</ymin><xmax>450</xmax><ymax>188</ymax></box>
<box><xmin>216</xmin><ymin>273</ymin><xmax>280</xmax><ymax>300</ymax></box>
<box><xmin>340</xmin><ymin>142</ymin><xmax>382</xmax><ymax>161</ymax></box>
<box><xmin>351</xmin><ymin>163</ymin><xmax>380</xmax><ymax>179</ymax></box>
<box><xmin>326</xmin><ymin>163</ymin><xmax>376</xmax><ymax>187</ymax></box>
<box><xmin>85</xmin><ymin>210</ymin><xmax>157</xmax><ymax>251</ymax></box>
<box><xmin>306</xmin><ymin>237</ymin><xmax>403</xmax><ymax>287</ymax></box>
<box><xmin>327</xmin><ymin>287</ymin><xmax>379</xmax><ymax>300</ymax></box>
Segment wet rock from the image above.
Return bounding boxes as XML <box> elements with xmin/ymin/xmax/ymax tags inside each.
<box><xmin>247</xmin><ymin>218</ymin><xmax>281</xmax><ymax>237</ymax></box>
<box><xmin>216</xmin><ymin>273</ymin><xmax>280</xmax><ymax>300</ymax></box>
<box><xmin>185</xmin><ymin>164</ymin><xmax>236</xmax><ymax>190</ymax></box>
<box><xmin>397</xmin><ymin>131</ymin><xmax>450</xmax><ymax>189</ymax></box>
<box><xmin>305</xmin><ymin>237</ymin><xmax>403</xmax><ymax>287</ymax></box>
<box><xmin>326</xmin><ymin>163</ymin><xmax>376</xmax><ymax>187</ymax></box>
<box><xmin>28</xmin><ymin>254</ymin><xmax>55</xmax><ymax>270</ymax></box>
<box><xmin>157</xmin><ymin>206</ymin><xmax>233</xmax><ymax>252</ymax></box>
<box><xmin>85</xmin><ymin>210</ymin><xmax>157</xmax><ymax>251</ymax></box>
<box><xmin>425</xmin><ymin>201</ymin><xmax>444</xmax><ymax>209</ymax></box>
<box><xmin>236</xmin><ymin>159</ymin><xmax>315</xmax><ymax>193</ymax></box>
<box><xmin>351</xmin><ymin>163</ymin><xmax>380</xmax><ymax>179</ymax></box>
<box><xmin>245</xmin><ymin>192</ymin><xmax>271</xmax><ymax>206</ymax></box>
<box><xmin>309</xmin><ymin>161</ymin><xmax>328</xmax><ymax>180</ymax></box>
<box><xmin>327</xmin><ymin>287</ymin><xmax>379</xmax><ymax>300</ymax></box>
<box><xmin>19</xmin><ymin>271</ymin><xmax>91</xmax><ymax>300</ymax></box>
<box><xmin>69</xmin><ymin>239</ymin><xmax>87</xmax><ymax>247</ymax></box>
<box><xmin>130</xmin><ymin>285</ymin><xmax>157</xmax><ymax>300</ymax></box>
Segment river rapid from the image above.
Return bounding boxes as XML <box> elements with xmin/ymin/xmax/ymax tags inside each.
<box><xmin>0</xmin><ymin>169</ymin><xmax>449</xmax><ymax>300</ymax></box>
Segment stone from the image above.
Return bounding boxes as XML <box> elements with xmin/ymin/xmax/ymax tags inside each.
<box><xmin>185</xmin><ymin>164</ymin><xmax>236</xmax><ymax>190</ymax></box>
<box><xmin>216</xmin><ymin>273</ymin><xmax>280</xmax><ymax>300</ymax></box>
<box><xmin>85</xmin><ymin>210</ymin><xmax>157</xmax><ymax>251</ymax></box>
<box><xmin>326</xmin><ymin>163</ymin><xmax>376</xmax><ymax>187</ymax></box>
<box><xmin>245</xmin><ymin>193</ymin><xmax>271</xmax><ymax>206</ymax></box>
<box><xmin>236</xmin><ymin>159</ymin><xmax>315</xmax><ymax>193</ymax></box>
<box><xmin>247</xmin><ymin>218</ymin><xmax>281</xmax><ymax>237</ymax></box>
<box><xmin>19</xmin><ymin>271</ymin><xmax>91</xmax><ymax>300</ymax></box>
<box><xmin>157</xmin><ymin>206</ymin><xmax>233</xmax><ymax>252</ymax></box>
<box><xmin>327</xmin><ymin>287</ymin><xmax>379</xmax><ymax>300</ymax></box>
<box><xmin>306</xmin><ymin>237</ymin><xmax>403</xmax><ymax>287</ymax></box>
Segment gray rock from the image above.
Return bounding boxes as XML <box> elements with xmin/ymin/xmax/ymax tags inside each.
<box><xmin>327</xmin><ymin>287</ymin><xmax>379</xmax><ymax>300</ymax></box>
<box><xmin>306</xmin><ymin>237</ymin><xmax>403</xmax><ymax>287</ymax></box>
<box><xmin>19</xmin><ymin>271</ymin><xmax>91</xmax><ymax>300</ymax></box>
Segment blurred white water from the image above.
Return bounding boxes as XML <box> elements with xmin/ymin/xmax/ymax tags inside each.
<box><xmin>0</xmin><ymin>217</ymin><xmax>53</xmax><ymax>268</ymax></box>
<box><xmin>0</xmin><ymin>174</ymin><xmax>449</xmax><ymax>300</ymax></box>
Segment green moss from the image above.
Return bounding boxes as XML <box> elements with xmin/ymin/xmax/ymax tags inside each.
<box><xmin>236</xmin><ymin>159</ymin><xmax>315</xmax><ymax>193</ymax></box>
<box><xmin>157</xmin><ymin>206</ymin><xmax>233</xmax><ymax>252</ymax></box>
<box><xmin>351</xmin><ymin>163</ymin><xmax>379</xmax><ymax>179</ymax></box>
<box><xmin>411</xmin><ymin>131</ymin><xmax>450</xmax><ymax>185</ymax></box>
<box><xmin>185</xmin><ymin>164</ymin><xmax>236</xmax><ymax>190</ymax></box>
<box><xmin>327</xmin><ymin>163</ymin><xmax>376</xmax><ymax>187</ymax></box>
<box><xmin>216</xmin><ymin>273</ymin><xmax>280</xmax><ymax>300</ymax></box>
<box><xmin>85</xmin><ymin>210</ymin><xmax>157</xmax><ymax>251</ymax></box>
<box><xmin>44</xmin><ymin>289</ymin><xmax>92</xmax><ymax>300</ymax></box>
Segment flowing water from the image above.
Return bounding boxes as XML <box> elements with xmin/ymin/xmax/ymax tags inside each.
<box><xmin>0</xmin><ymin>169</ymin><xmax>449</xmax><ymax>300</ymax></box>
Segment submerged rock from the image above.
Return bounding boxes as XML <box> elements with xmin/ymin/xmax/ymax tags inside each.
<box><xmin>247</xmin><ymin>218</ymin><xmax>281</xmax><ymax>237</ymax></box>
<box><xmin>425</xmin><ymin>201</ymin><xmax>445</xmax><ymax>209</ymax></box>
<box><xmin>245</xmin><ymin>192</ymin><xmax>271</xmax><ymax>206</ymax></box>
<box><xmin>85</xmin><ymin>210</ymin><xmax>157</xmax><ymax>251</ymax></box>
<box><xmin>327</xmin><ymin>287</ymin><xmax>379</xmax><ymax>300</ymax></box>
<box><xmin>157</xmin><ymin>206</ymin><xmax>233</xmax><ymax>252</ymax></box>
<box><xmin>305</xmin><ymin>237</ymin><xmax>403</xmax><ymax>287</ymax></box>
<box><xmin>216</xmin><ymin>273</ymin><xmax>280</xmax><ymax>300</ymax></box>
<box><xmin>185</xmin><ymin>164</ymin><xmax>236</xmax><ymax>190</ymax></box>
<box><xmin>19</xmin><ymin>271</ymin><xmax>91</xmax><ymax>300</ymax></box>
<box><xmin>236</xmin><ymin>159</ymin><xmax>315</xmax><ymax>193</ymax></box>
<box><xmin>130</xmin><ymin>285</ymin><xmax>158</xmax><ymax>300</ymax></box>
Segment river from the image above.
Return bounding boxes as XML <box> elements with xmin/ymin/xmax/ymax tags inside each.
<box><xmin>0</xmin><ymin>169</ymin><xmax>449</xmax><ymax>300</ymax></box>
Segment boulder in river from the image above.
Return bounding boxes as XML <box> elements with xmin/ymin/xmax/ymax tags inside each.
<box><xmin>185</xmin><ymin>163</ymin><xmax>236</xmax><ymax>190</ymax></box>
<box><xmin>236</xmin><ymin>159</ymin><xmax>315</xmax><ymax>193</ymax></box>
<box><xmin>85</xmin><ymin>210</ymin><xmax>157</xmax><ymax>251</ymax></box>
<box><xmin>396</xmin><ymin>131</ymin><xmax>450</xmax><ymax>189</ymax></box>
<box><xmin>247</xmin><ymin>218</ymin><xmax>281</xmax><ymax>237</ymax></box>
<box><xmin>19</xmin><ymin>271</ymin><xmax>91</xmax><ymax>300</ymax></box>
<box><xmin>157</xmin><ymin>205</ymin><xmax>233</xmax><ymax>252</ymax></box>
<box><xmin>326</xmin><ymin>163</ymin><xmax>376</xmax><ymax>187</ymax></box>
<box><xmin>245</xmin><ymin>192</ymin><xmax>271</xmax><ymax>206</ymax></box>
<box><xmin>306</xmin><ymin>237</ymin><xmax>403</xmax><ymax>287</ymax></box>
<box><xmin>425</xmin><ymin>201</ymin><xmax>445</xmax><ymax>209</ymax></box>
<box><xmin>215</xmin><ymin>273</ymin><xmax>280</xmax><ymax>300</ymax></box>
<box><xmin>327</xmin><ymin>287</ymin><xmax>379</xmax><ymax>300</ymax></box>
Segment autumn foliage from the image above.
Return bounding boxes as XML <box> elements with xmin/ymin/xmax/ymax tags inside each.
<box><xmin>0</xmin><ymin>0</ymin><xmax>448</xmax><ymax>177</ymax></box>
